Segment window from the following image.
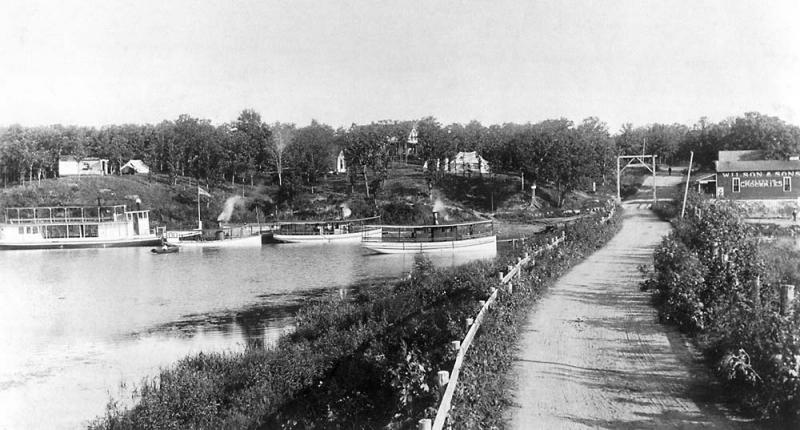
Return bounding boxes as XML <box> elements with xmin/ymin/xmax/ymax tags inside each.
<box><xmin>18</xmin><ymin>226</ymin><xmax>24</xmax><ymax>234</ymax></box>
<box><xmin>784</xmin><ymin>177</ymin><xmax>792</xmax><ymax>192</ymax></box>
<box><xmin>732</xmin><ymin>177</ymin><xmax>740</xmax><ymax>193</ymax></box>
<box><xmin>32</xmin><ymin>226</ymin><xmax>38</xmax><ymax>234</ymax></box>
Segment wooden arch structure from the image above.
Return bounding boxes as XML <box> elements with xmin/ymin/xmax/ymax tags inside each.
<box><xmin>616</xmin><ymin>155</ymin><xmax>657</xmax><ymax>203</ymax></box>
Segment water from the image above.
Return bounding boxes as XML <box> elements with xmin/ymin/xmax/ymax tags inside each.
<box><xmin>0</xmin><ymin>243</ymin><xmax>495</xmax><ymax>429</ymax></box>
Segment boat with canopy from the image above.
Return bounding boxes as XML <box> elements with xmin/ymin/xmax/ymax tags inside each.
<box><xmin>361</xmin><ymin>219</ymin><xmax>496</xmax><ymax>254</ymax></box>
<box><xmin>271</xmin><ymin>216</ymin><xmax>381</xmax><ymax>243</ymax></box>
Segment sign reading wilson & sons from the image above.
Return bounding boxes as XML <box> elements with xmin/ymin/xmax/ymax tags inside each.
<box><xmin>720</xmin><ymin>171</ymin><xmax>800</xmax><ymax>178</ymax></box>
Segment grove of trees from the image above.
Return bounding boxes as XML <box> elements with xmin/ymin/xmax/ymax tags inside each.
<box><xmin>2</xmin><ymin>111</ymin><xmax>800</xmax><ymax>206</ymax></box>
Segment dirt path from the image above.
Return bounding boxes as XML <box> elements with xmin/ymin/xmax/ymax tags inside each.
<box><xmin>506</xmin><ymin>205</ymin><xmax>757</xmax><ymax>429</ymax></box>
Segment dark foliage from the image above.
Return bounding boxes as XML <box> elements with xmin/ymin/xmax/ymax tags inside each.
<box><xmin>642</xmin><ymin>200</ymin><xmax>800</xmax><ymax>424</ymax></box>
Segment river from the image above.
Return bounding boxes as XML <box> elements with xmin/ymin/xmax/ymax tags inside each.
<box><xmin>0</xmin><ymin>242</ymin><xmax>496</xmax><ymax>429</ymax></box>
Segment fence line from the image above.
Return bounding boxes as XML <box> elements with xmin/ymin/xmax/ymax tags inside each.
<box><xmin>420</xmin><ymin>229</ymin><xmax>569</xmax><ymax>430</ymax></box>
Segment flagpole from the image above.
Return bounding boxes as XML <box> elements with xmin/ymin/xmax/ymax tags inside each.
<box><xmin>197</xmin><ymin>181</ymin><xmax>202</xmax><ymax>230</ymax></box>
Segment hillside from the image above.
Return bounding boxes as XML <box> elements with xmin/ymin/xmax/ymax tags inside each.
<box><xmin>0</xmin><ymin>165</ymin><xmax>612</xmax><ymax>235</ymax></box>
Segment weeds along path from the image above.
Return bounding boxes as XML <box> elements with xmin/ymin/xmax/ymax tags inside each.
<box><xmin>507</xmin><ymin>205</ymin><xmax>756</xmax><ymax>429</ymax></box>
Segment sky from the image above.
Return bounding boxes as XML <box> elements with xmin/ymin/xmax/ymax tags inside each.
<box><xmin>1</xmin><ymin>0</ymin><xmax>799</xmax><ymax>132</ymax></box>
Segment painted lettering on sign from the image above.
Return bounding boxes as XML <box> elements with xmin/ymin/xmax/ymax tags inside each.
<box><xmin>721</xmin><ymin>170</ymin><xmax>800</xmax><ymax>178</ymax></box>
<box><xmin>739</xmin><ymin>179</ymin><xmax>783</xmax><ymax>188</ymax></box>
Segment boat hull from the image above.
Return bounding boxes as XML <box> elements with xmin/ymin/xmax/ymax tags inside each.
<box><xmin>167</xmin><ymin>234</ymin><xmax>263</xmax><ymax>247</ymax></box>
<box><xmin>0</xmin><ymin>236</ymin><xmax>162</xmax><ymax>250</ymax></box>
<box><xmin>273</xmin><ymin>227</ymin><xmax>382</xmax><ymax>244</ymax></box>
<box><xmin>362</xmin><ymin>235</ymin><xmax>497</xmax><ymax>254</ymax></box>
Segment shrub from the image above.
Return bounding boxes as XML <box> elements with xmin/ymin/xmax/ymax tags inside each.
<box><xmin>643</xmin><ymin>199</ymin><xmax>800</xmax><ymax>424</ymax></box>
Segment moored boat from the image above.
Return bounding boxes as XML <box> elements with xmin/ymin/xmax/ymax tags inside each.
<box><xmin>271</xmin><ymin>216</ymin><xmax>381</xmax><ymax>243</ymax></box>
<box><xmin>361</xmin><ymin>220</ymin><xmax>496</xmax><ymax>254</ymax></box>
<box><xmin>165</xmin><ymin>224</ymin><xmax>268</xmax><ymax>247</ymax></box>
<box><xmin>0</xmin><ymin>205</ymin><xmax>162</xmax><ymax>250</ymax></box>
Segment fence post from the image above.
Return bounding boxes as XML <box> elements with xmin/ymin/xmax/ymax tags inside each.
<box><xmin>418</xmin><ymin>418</ymin><xmax>432</xmax><ymax>430</ymax></box>
<box><xmin>498</xmin><ymin>272</ymin><xmax>504</xmax><ymax>282</ymax></box>
<box><xmin>781</xmin><ymin>284</ymin><xmax>795</xmax><ymax>316</ymax></box>
<box><xmin>466</xmin><ymin>318</ymin><xmax>474</xmax><ymax>329</ymax></box>
<box><xmin>451</xmin><ymin>340</ymin><xmax>461</xmax><ymax>351</ymax></box>
<box><xmin>437</xmin><ymin>370</ymin><xmax>450</xmax><ymax>388</ymax></box>
<box><xmin>752</xmin><ymin>276</ymin><xmax>761</xmax><ymax>310</ymax></box>
<box><xmin>478</xmin><ymin>300</ymin><xmax>486</xmax><ymax>308</ymax></box>
<box><xmin>507</xmin><ymin>282</ymin><xmax>513</xmax><ymax>294</ymax></box>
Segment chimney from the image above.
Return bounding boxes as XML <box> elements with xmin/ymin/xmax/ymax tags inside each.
<box><xmin>433</xmin><ymin>211</ymin><xmax>439</xmax><ymax>225</ymax></box>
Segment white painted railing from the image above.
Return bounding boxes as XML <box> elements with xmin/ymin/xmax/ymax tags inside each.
<box><xmin>418</xmin><ymin>230</ymin><xmax>568</xmax><ymax>430</ymax></box>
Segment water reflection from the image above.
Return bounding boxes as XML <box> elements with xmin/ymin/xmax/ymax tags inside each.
<box><xmin>0</xmin><ymin>243</ymin><xmax>495</xmax><ymax>429</ymax></box>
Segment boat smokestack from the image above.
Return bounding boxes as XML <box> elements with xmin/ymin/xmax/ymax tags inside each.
<box><xmin>433</xmin><ymin>211</ymin><xmax>439</xmax><ymax>225</ymax></box>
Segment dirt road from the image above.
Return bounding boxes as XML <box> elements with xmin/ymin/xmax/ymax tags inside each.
<box><xmin>507</xmin><ymin>205</ymin><xmax>756</xmax><ymax>429</ymax></box>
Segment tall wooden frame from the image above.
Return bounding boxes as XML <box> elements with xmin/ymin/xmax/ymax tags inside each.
<box><xmin>616</xmin><ymin>155</ymin><xmax>657</xmax><ymax>203</ymax></box>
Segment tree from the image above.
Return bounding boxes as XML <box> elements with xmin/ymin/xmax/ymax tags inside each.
<box><xmin>269</xmin><ymin>122</ymin><xmax>295</xmax><ymax>186</ymax></box>
<box><xmin>287</xmin><ymin>120</ymin><xmax>336</xmax><ymax>184</ymax></box>
<box><xmin>231</xmin><ymin>109</ymin><xmax>271</xmax><ymax>185</ymax></box>
<box><xmin>343</xmin><ymin>124</ymin><xmax>391</xmax><ymax>198</ymax></box>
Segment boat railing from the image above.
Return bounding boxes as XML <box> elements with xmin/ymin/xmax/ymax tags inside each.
<box><xmin>4</xmin><ymin>205</ymin><xmax>130</xmax><ymax>225</ymax></box>
<box><xmin>276</xmin><ymin>216</ymin><xmax>381</xmax><ymax>235</ymax></box>
<box><xmin>363</xmin><ymin>220</ymin><xmax>494</xmax><ymax>243</ymax></box>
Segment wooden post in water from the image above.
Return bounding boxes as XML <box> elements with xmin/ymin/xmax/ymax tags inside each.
<box><xmin>780</xmin><ymin>284</ymin><xmax>795</xmax><ymax>316</ymax></box>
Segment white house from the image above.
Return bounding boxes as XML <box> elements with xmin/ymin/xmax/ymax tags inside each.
<box><xmin>120</xmin><ymin>159</ymin><xmax>150</xmax><ymax>175</ymax></box>
<box><xmin>446</xmin><ymin>151</ymin><xmax>491</xmax><ymax>175</ymax></box>
<box><xmin>336</xmin><ymin>150</ymin><xmax>347</xmax><ymax>174</ymax></box>
<box><xmin>59</xmin><ymin>157</ymin><xmax>109</xmax><ymax>177</ymax></box>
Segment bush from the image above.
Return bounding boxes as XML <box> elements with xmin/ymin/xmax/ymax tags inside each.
<box><xmin>642</xmin><ymin>199</ymin><xmax>800</xmax><ymax>424</ymax></box>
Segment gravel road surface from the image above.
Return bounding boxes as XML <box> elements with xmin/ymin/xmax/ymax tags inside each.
<box><xmin>507</xmin><ymin>205</ymin><xmax>759</xmax><ymax>429</ymax></box>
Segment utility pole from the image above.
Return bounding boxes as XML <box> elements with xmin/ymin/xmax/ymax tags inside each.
<box><xmin>681</xmin><ymin>151</ymin><xmax>694</xmax><ymax>218</ymax></box>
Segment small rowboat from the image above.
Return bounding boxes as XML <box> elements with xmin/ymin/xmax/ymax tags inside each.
<box><xmin>151</xmin><ymin>245</ymin><xmax>179</xmax><ymax>254</ymax></box>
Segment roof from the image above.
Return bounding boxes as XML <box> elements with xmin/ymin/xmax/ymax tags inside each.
<box><xmin>59</xmin><ymin>156</ymin><xmax>106</xmax><ymax>162</ymax></box>
<box><xmin>121</xmin><ymin>159</ymin><xmax>149</xmax><ymax>170</ymax></box>
<box><xmin>717</xmin><ymin>160</ymin><xmax>800</xmax><ymax>172</ymax></box>
<box><xmin>694</xmin><ymin>173</ymin><xmax>717</xmax><ymax>183</ymax></box>
<box><xmin>451</xmin><ymin>151</ymin><xmax>489</xmax><ymax>163</ymax></box>
<box><xmin>717</xmin><ymin>150</ymin><xmax>766</xmax><ymax>162</ymax></box>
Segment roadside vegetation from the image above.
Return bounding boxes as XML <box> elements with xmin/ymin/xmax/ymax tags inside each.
<box><xmin>642</xmin><ymin>199</ymin><xmax>800</xmax><ymax>425</ymax></box>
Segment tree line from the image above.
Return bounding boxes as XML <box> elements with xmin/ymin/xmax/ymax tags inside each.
<box><xmin>2</xmin><ymin>110</ymin><xmax>800</xmax><ymax>202</ymax></box>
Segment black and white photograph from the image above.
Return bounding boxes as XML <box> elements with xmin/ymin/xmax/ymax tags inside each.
<box><xmin>1</xmin><ymin>1</ymin><xmax>799</xmax><ymax>428</ymax></box>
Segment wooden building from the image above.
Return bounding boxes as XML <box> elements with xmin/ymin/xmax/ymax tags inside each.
<box><xmin>58</xmin><ymin>156</ymin><xmax>109</xmax><ymax>177</ymax></box>
<box><xmin>716</xmin><ymin>150</ymin><xmax>800</xmax><ymax>200</ymax></box>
